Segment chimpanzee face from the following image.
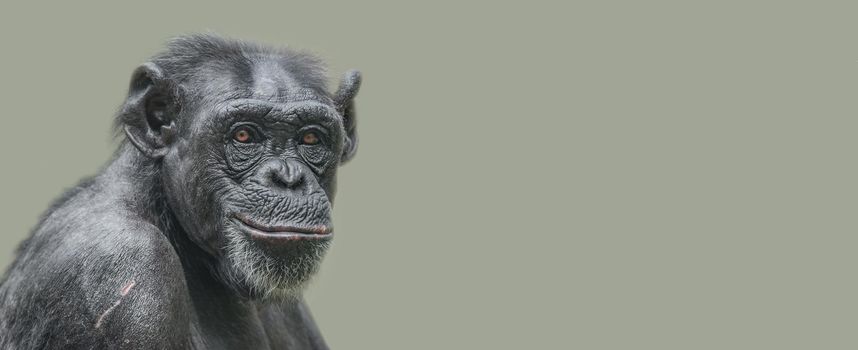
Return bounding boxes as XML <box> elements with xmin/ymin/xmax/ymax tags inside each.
<box><xmin>141</xmin><ymin>54</ymin><xmax>360</xmax><ymax>299</ymax></box>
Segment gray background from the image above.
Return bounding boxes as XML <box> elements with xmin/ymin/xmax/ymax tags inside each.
<box><xmin>0</xmin><ymin>1</ymin><xmax>855</xmax><ymax>349</ymax></box>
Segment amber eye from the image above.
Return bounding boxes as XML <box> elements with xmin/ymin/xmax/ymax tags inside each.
<box><xmin>233</xmin><ymin>128</ymin><xmax>253</xmax><ymax>143</ymax></box>
<box><xmin>302</xmin><ymin>132</ymin><xmax>320</xmax><ymax>145</ymax></box>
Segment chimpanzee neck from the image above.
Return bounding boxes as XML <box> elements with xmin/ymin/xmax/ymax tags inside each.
<box><xmin>104</xmin><ymin>143</ymin><xmax>216</xmax><ymax>276</ymax></box>
<box><xmin>102</xmin><ymin>143</ymin><xmax>168</xmax><ymax>224</ymax></box>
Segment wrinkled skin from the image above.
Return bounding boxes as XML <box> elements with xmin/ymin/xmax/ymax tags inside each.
<box><xmin>0</xmin><ymin>34</ymin><xmax>360</xmax><ymax>349</ymax></box>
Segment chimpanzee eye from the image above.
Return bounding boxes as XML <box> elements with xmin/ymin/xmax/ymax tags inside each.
<box><xmin>301</xmin><ymin>131</ymin><xmax>320</xmax><ymax>145</ymax></box>
<box><xmin>232</xmin><ymin>126</ymin><xmax>256</xmax><ymax>143</ymax></box>
<box><xmin>296</xmin><ymin>127</ymin><xmax>332</xmax><ymax>168</ymax></box>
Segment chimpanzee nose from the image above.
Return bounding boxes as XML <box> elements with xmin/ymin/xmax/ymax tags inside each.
<box><xmin>264</xmin><ymin>159</ymin><xmax>306</xmax><ymax>192</ymax></box>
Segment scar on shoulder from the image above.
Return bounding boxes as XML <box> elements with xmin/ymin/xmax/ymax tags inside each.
<box><xmin>94</xmin><ymin>280</ymin><xmax>136</xmax><ymax>329</ymax></box>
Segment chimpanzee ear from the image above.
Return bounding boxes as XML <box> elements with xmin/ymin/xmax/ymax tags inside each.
<box><xmin>334</xmin><ymin>70</ymin><xmax>361</xmax><ymax>164</ymax></box>
<box><xmin>120</xmin><ymin>62</ymin><xmax>179</xmax><ymax>159</ymax></box>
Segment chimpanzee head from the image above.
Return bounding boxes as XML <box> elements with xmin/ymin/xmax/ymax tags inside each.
<box><xmin>117</xmin><ymin>34</ymin><xmax>360</xmax><ymax>299</ymax></box>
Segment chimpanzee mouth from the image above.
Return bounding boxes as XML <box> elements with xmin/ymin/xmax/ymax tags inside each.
<box><xmin>232</xmin><ymin>213</ymin><xmax>333</xmax><ymax>242</ymax></box>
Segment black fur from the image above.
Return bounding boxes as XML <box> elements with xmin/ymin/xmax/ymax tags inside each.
<box><xmin>0</xmin><ymin>34</ymin><xmax>361</xmax><ymax>349</ymax></box>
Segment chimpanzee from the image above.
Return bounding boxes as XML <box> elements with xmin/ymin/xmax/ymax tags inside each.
<box><xmin>0</xmin><ymin>34</ymin><xmax>361</xmax><ymax>349</ymax></box>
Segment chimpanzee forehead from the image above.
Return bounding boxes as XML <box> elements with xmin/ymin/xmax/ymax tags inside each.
<box><xmin>190</xmin><ymin>56</ymin><xmax>333</xmax><ymax>106</ymax></box>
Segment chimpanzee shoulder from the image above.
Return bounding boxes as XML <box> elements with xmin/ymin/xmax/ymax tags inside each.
<box><xmin>0</xmin><ymin>177</ymin><xmax>192</xmax><ymax>349</ymax></box>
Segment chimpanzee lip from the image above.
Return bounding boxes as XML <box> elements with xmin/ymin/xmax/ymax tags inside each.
<box><xmin>232</xmin><ymin>214</ymin><xmax>333</xmax><ymax>241</ymax></box>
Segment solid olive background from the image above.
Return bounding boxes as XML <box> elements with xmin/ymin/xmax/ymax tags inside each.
<box><xmin>0</xmin><ymin>1</ymin><xmax>856</xmax><ymax>349</ymax></box>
